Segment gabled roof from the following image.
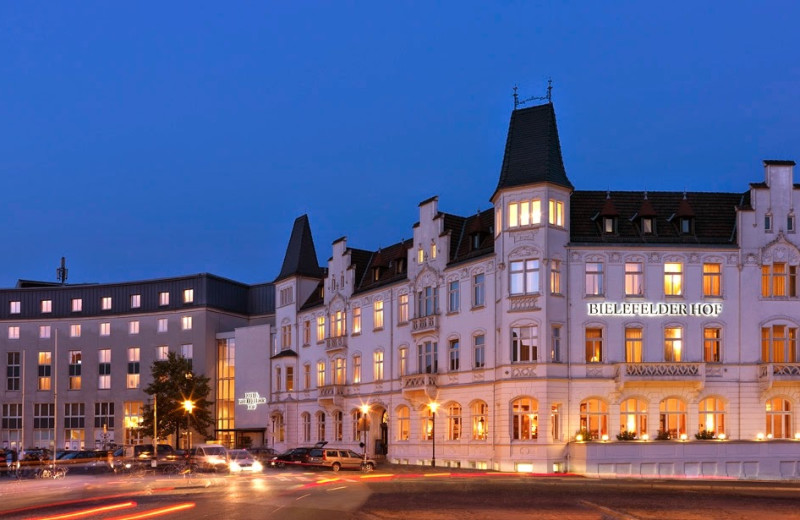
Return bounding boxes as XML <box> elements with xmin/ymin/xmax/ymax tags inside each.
<box><xmin>275</xmin><ymin>215</ymin><xmax>323</xmax><ymax>282</ymax></box>
<box><xmin>571</xmin><ymin>191</ymin><xmax>743</xmax><ymax>245</ymax></box>
<box><xmin>493</xmin><ymin>103</ymin><xmax>573</xmax><ymax>198</ymax></box>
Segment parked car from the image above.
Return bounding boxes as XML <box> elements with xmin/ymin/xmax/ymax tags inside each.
<box><xmin>268</xmin><ymin>442</ymin><xmax>327</xmax><ymax>468</ymax></box>
<box><xmin>190</xmin><ymin>444</ymin><xmax>229</xmax><ymax>472</ymax></box>
<box><xmin>111</xmin><ymin>444</ymin><xmax>179</xmax><ymax>473</ymax></box>
<box><xmin>246</xmin><ymin>447</ymin><xmax>277</xmax><ymax>465</ymax></box>
<box><xmin>58</xmin><ymin>450</ymin><xmax>113</xmax><ymax>473</ymax></box>
<box><xmin>227</xmin><ymin>449</ymin><xmax>262</xmax><ymax>473</ymax></box>
<box><xmin>307</xmin><ymin>447</ymin><xmax>377</xmax><ymax>472</ymax></box>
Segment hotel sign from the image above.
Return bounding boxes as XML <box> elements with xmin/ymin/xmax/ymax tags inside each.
<box><xmin>588</xmin><ymin>302</ymin><xmax>722</xmax><ymax>317</ymax></box>
<box><xmin>238</xmin><ymin>392</ymin><xmax>267</xmax><ymax>410</ymax></box>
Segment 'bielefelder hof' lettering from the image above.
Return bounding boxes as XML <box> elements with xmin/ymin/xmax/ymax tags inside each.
<box><xmin>587</xmin><ymin>302</ymin><xmax>722</xmax><ymax>317</ymax></box>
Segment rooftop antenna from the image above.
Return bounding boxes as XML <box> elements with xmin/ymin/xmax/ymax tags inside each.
<box><xmin>56</xmin><ymin>257</ymin><xmax>68</xmax><ymax>285</ymax></box>
<box><xmin>513</xmin><ymin>78</ymin><xmax>553</xmax><ymax>109</ymax></box>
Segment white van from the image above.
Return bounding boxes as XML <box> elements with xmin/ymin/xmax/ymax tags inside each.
<box><xmin>190</xmin><ymin>444</ymin><xmax>228</xmax><ymax>472</ymax></box>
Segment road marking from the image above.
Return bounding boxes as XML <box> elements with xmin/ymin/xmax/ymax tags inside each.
<box><xmin>580</xmin><ymin>500</ymin><xmax>641</xmax><ymax>520</ymax></box>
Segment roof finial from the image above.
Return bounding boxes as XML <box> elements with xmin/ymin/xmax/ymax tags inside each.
<box><xmin>513</xmin><ymin>79</ymin><xmax>553</xmax><ymax>109</ymax></box>
<box><xmin>606</xmin><ymin>190</ymin><xmax>611</xmax><ymax>199</ymax></box>
<box><xmin>644</xmin><ymin>190</ymin><xmax>648</xmax><ymax>200</ymax></box>
<box><xmin>683</xmin><ymin>189</ymin><xmax>687</xmax><ymax>200</ymax></box>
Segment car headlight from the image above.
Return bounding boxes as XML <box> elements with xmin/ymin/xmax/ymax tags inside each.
<box><xmin>229</xmin><ymin>461</ymin><xmax>240</xmax><ymax>471</ymax></box>
<box><xmin>252</xmin><ymin>461</ymin><xmax>263</xmax><ymax>472</ymax></box>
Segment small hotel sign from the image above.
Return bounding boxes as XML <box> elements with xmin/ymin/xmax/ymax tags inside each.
<box><xmin>238</xmin><ymin>392</ymin><xmax>267</xmax><ymax>410</ymax></box>
<box><xmin>588</xmin><ymin>302</ymin><xmax>722</xmax><ymax>317</ymax></box>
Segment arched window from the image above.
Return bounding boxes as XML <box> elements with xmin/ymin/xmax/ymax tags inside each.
<box><xmin>351</xmin><ymin>409</ymin><xmax>362</xmax><ymax>442</ymax></box>
<box><xmin>316</xmin><ymin>411</ymin><xmax>326</xmax><ymax>442</ymax></box>
<box><xmin>511</xmin><ymin>397</ymin><xmax>538</xmax><ymax>440</ymax></box>
<box><xmin>471</xmin><ymin>401</ymin><xmax>488</xmax><ymax>441</ymax></box>
<box><xmin>300</xmin><ymin>412</ymin><xmax>311</xmax><ymax>443</ymax></box>
<box><xmin>761</xmin><ymin>325</ymin><xmax>798</xmax><ymax>362</ymax></box>
<box><xmin>766</xmin><ymin>398</ymin><xmax>792</xmax><ymax>439</ymax></box>
<box><xmin>447</xmin><ymin>403</ymin><xmax>461</xmax><ymax>441</ymax></box>
<box><xmin>580</xmin><ymin>399</ymin><xmax>608</xmax><ymax>439</ymax></box>
<box><xmin>333</xmin><ymin>410</ymin><xmax>343</xmax><ymax>441</ymax></box>
<box><xmin>698</xmin><ymin>397</ymin><xmax>725</xmax><ymax>437</ymax></box>
<box><xmin>659</xmin><ymin>398</ymin><xmax>687</xmax><ymax>438</ymax></box>
<box><xmin>271</xmin><ymin>412</ymin><xmax>285</xmax><ymax>443</ymax></box>
<box><xmin>619</xmin><ymin>398</ymin><xmax>647</xmax><ymax>438</ymax></box>
<box><xmin>396</xmin><ymin>406</ymin><xmax>410</xmax><ymax>441</ymax></box>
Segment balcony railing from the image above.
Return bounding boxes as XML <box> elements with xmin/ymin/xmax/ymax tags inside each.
<box><xmin>410</xmin><ymin>314</ymin><xmax>439</xmax><ymax>335</ymax></box>
<box><xmin>318</xmin><ymin>384</ymin><xmax>345</xmax><ymax>407</ymax></box>
<box><xmin>325</xmin><ymin>335</ymin><xmax>347</xmax><ymax>352</ymax></box>
<box><xmin>758</xmin><ymin>363</ymin><xmax>800</xmax><ymax>390</ymax></box>
<box><xmin>401</xmin><ymin>373</ymin><xmax>438</xmax><ymax>400</ymax></box>
<box><xmin>508</xmin><ymin>294</ymin><xmax>540</xmax><ymax>312</ymax></box>
<box><xmin>615</xmin><ymin>362</ymin><xmax>704</xmax><ymax>389</ymax></box>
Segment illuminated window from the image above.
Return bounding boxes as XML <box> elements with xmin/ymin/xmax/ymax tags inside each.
<box><xmin>101</xmin><ymin>297</ymin><xmax>112</xmax><ymax>310</ymax></box>
<box><xmin>472</xmin><ymin>401</ymin><xmax>488</xmax><ymax>440</ymax></box>
<box><xmin>41</xmin><ymin>300</ymin><xmax>52</xmax><ymax>313</ymax></box>
<box><xmin>70</xmin><ymin>324</ymin><xmax>81</xmax><ymax>337</ymax></box>
<box><xmin>303</xmin><ymin>320</ymin><xmax>311</xmax><ymax>345</ymax></box>
<box><xmin>448</xmin><ymin>339</ymin><xmax>460</xmax><ymax>371</ymax></box>
<box><xmin>619</xmin><ymin>398</ymin><xmax>648</xmax><ymax>438</ymax></box>
<box><xmin>398</xmin><ymin>294</ymin><xmax>409</xmax><ymax>323</ymax></box>
<box><xmin>664</xmin><ymin>262</ymin><xmax>683</xmax><ymax>296</ymax></box>
<box><xmin>181</xmin><ymin>316</ymin><xmax>192</xmax><ymax>330</ymax></box>
<box><xmin>156</xmin><ymin>345</ymin><xmax>168</xmax><ymax>361</ymax></box>
<box><xmin>399</xmin><ymin>347</ymin><xmax>408</xmax><ymax>376</ymax></box>
<box><xmin>159</xmin><ymin>292</ymin><xmax>169</xmax><ymax>306</ymax></box>
<box><xmin>761</xmin><ymin>324</ymin><xmax>798</xmax><ymax>362</ymax></box>
<box><xmin>183</xmin><ymin>289</ymin><xmax>194</xmax><ymax>303</ymax></box>
<box><xmin>585</xmin><ymin>262</ymin><xmax>604</xmax><ymax>296</ymax></box>
<box><xmin>68</xmin><ymin>350</ymin><xmax>81</xmax><ymax>390</ymax></box>
<box><xmin>431</xmin><ymin>241</ymin><xmax>437</xmax><ymax>259</ymax></box>
<box><xmin>703</xmin><ymin>263</ymin><xmax>722</xmax><ymax>297</ymax></box>
<box><xmin>331</xmin><ymin>310</ymin><xmax>346</xmax><ymax>337</ymax></box>
<box><xmin>625</xmin><ymin>327</ymin><xmax>642</xmax><ymax>362</ymax></box>
<box><xmin>281</xmin><ymin>324</ymin><xmax>292</xmax><ymax>349</ymax></box>
<box><xmin>448</xmin><ymin>281</ymin><xmax>460</xmax><ymax>313</ymax></box>
<box><xmin>704</xmin><ymin>327</ymin><xmax>722</xmax><ymax>362</ymax></box>
<box><xmin>352</xmin><ymin>307</ymin><xmax>361</xmax><ymax>335</ymax></box>
<box><xmin>373</xmin><ymin>351</ymin><xmax>384</xmax><ymax>380</ymax></box>
<box><xmin>317</xmin><ymin>361</ymin><xmax>326</xmax><ymax>387</ymax></box>
<box><xmin>603</xmin><ymin>217</ymin><xmax>616</xmax><ymax>234</ymax></box>
<box><xmin>98</xmin><ymin>349</ymin><xmax>111</xmax><ymax>390</ymax></box>
<box><xmin>129</xmin><ymin>321</ymin><xmax>139</xmax><ymax>335</ymax></box>
<box><xmin>580</xmin><ymin>399</ymin><xmax>608</xmax><ymax>440</ymax></box>
<box><xmin>511</xmin><ymin>397</ymin><xmax>538</xmax><ymax>440</ymax></box>
<box><xmin>659</xmin><ymin>398</ymin><xmax>687</xmax><ymax>438</ymax></box>
<box><xmin>157</xmin><ymin>318</ymin><xmax>168</xmax><ymax>333</ymax></box>
<box><xmin>130</xmin><ymin>294</ymin><xmax>141</xmax><ymax>308</ymax></box>
<box><xmin>316</xmin><ymin>316</ymin><xmax>325</xmax><ymax>342</ymax></box>
<box><xmin>334</xmin><ymin>357</ymin><xmax>346</xmax><ymax>385</ymax></box>
<box><xmin>766</xmin><ymin>398</ymin><xmax>792</xmax><ymax>439</ymax></box>
<box><xmin>447</xmin><ymin>403</ymin><xmax>462</xmax><ymax>440</ymax></box>
<box><xmin>417</xmin><ymin>247</ymin><xmax>424</xmax><ymax>264</ymax></box>
<box><xmin>123</xmin><ymin>402</ymin><xmax>143</xmax><ymax>444</ymax></box>
<box><xmin>373</xmin><ymin>300</ymin><xmax>384</xmax><ymax>330</ymax></box>
<box><xmin>585</xmin><ymin>327</ymin><xmax>603</xmax><ymax>363</ymax></box>
<box><xmin>641</xmin><ymin>217</ymin><xmax>654</xmax><ymax>234</ymax></box>
<box><xmin>548</xmin><ymin>199</ymin><xmax>564</xmax><ymax>227</ymax></box>
<box><xmin>417</xmin><ymin>341</ymin><xmax>438</xmax><ymax>374</ymax></box>
<box><xmin>397</xmin><ymin>406</ymin><xmax>410</xmax><ymax>441</ymax></box>
<box><xmin>8</xmin><ymin>326</ymin><xmax>19</xmax><ymax>340</ymax></box>
<box><xmin>762</xmin><ymin>263</ymin><xmax>797</xmax><ymax>297</ymax></box>
<box><xmin>63</xmin><ymin>403</ymin><xmax>85</xmax><ymax>449</ymax></box>
<box><xmin>127</xmin><ymin>347</ymin><xmax>140</xmax><ymax>389</ymax></box>
<box><xmin>512</xmin><ymin>325</ymin><xmax>538</xmax><ymax>363</ymax></box>
<box><xmin>550</xmin><ymin>260</ymin><xmax>561</xmax><ymax>294</ymax></box>
<box><xmin>474</xmin><ymin>334</ymin><xmax>485</xmax><ymax>368</ymax></box>
<box><xmin>416</xmin><ymin>286</ymin><xmax>438</xmax><ymax>317</ymax></box>
<box><xmin>664</xmin><ymin>327</ymin><xmax>683</xmax><ymax>362</ymax></box>
<box><xmin>625</xmin><ymin>262</ymin><xmax>643</xmax><ymax>296</ymax></box>
<box><xmin>71</xmin><ymin>298</ymin><xmax>82</xmax><ymax>312</ymax></box>
<box><xmin>473</xmin><ymin>273</ymin><xmax>485</xmax><ymax>307</ymax></box>
<box><xmin>40</xmin><ymin>325</ymin><xmax>50</xmax><ymax>339</ymax></box>
<box><xmin>508</xmin><ymin>199</ymin><xmax>542</xmax><ymax>228</ymax></box>
<box><xmin>510</xmin><ymin>259</ymin><xmax>540</xmax><ymax>295</ymax></box>
<box><xmin>9</xmin><ymin>301</ymin><xmax>20</xmax><ymax>314</ymax></box>
<box><xmin>38</xmin><ymin>351</ymin><xmax>52</xmax><ymax>390</ymax></box>
<box><xmin>698</xmin><ymin>397</ymin><xmax>725</xmax><ymax>437</ymax></box>
<box><xmin>495</xmin><ymin>207</ymin><xmax>502</xmax><ymax>237</ymax></box>
<box><xmin>352</xmin><ymin>355</ymin><xmax>361</xmax><ymax>384</ymax></box>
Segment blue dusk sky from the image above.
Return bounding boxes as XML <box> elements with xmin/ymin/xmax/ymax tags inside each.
<box><xmin>1</xmin><ymin>2</ymin><xmax>799</xmax><ymax>287</ymax></box>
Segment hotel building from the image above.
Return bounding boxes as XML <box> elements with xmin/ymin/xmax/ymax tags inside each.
<box><xmin>3</xmin><ymin>101</ymin><xmax>800</xmax><ymax>478</ymax></box>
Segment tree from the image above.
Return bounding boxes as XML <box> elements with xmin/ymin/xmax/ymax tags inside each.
<box><xmin>138</xmin><ymin>352</ymin><xmax>214</xmax><ymax>448</ymax></box>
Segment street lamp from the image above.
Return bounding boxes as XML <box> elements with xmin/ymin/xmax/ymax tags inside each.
<box><xmin>183</xmin><ymin>400</ymin><xmax>195</xmax><ymax>450</ymax></box>
<box><xmin>360</xmin><ymin>404</ymin><xmax>370</xmax><ymax>467</ymax></box>
<box><xmin>428</xmin><ymin>402</ymin><xmax>439</xmax><ymax>467</ymax></box>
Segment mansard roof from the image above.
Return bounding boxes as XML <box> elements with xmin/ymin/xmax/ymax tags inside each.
<box><xmin>571</xmin><ymin>190</ymin><xmax>744</xmax><ymax>245</ymax></box>
<box><xmin>275</xmin><ymin>214</ymin><xmax>324</xmax><ymax>282</ymax></box>
<box><xmin>493</xmin><ymin>103</ymin><xmax>573</xmax><ymax>198</ymax></box>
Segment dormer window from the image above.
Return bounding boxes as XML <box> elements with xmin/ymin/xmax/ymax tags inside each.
<box><xmin>372</xmin><ymin>267</ymin><xmax>382</xmax><ymax>282</ymax></box>
<box><xmin>396</xmin><ymin>257</ymin><xmax>406</xmax><ymax>274</ymax></box>
<box><xmin>680</xmin><ymin>218</ymin><xmax>691</xmax><ymax>234</ymax></box>
<box><xmin>472</xmin><ymin>232</ymin><xmax>482</xmax><ymax>250</ymax></box>
<box><xmin>765</xmin><ymin>213</ymin><xmax>773</xmax><ymax>232</ymax></box>
<box><xmin>642</xmin><ymin>218</ymin><xmax>654</xmax><ymax>234</ymax></box>
<box><xmin>603</xmin><ymin>217</ymin><xmax>616</xmax><ymax>234</ymax></box>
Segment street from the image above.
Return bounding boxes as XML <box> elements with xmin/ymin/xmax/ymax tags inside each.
<box><xmin>1</xmin><ymin>466</ymin><xmax>799</xmax><ymax>519</ymax></box>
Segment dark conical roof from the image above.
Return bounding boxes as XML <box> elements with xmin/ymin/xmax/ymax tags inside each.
<box><xmin>275</xmin><ymin>215</ymin><xmax>323</xmax><ymax>282</ymax></box>
<box><xmin>493</xmin><ymin>103</ymin><xmax>572</xmax><ymax>198</ymax></box>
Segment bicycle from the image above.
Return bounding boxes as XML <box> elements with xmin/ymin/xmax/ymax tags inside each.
<box><xmin>36</xmin><ymin>465</ymin><xmax>67</xmax><ymax>479</ymax></box>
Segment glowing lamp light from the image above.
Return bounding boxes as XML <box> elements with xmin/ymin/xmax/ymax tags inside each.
<box><xmin>795</xmin><ymin>433</ymin><xmax>800</xmax><ymax>440</ymax></box>
<box><xmin>576</xmin><ymin>434</ymin><xmax>584</xmax><ymax>442</ymax></box>
<box><xmin>756</xmin><ymin>433</ymin><xmax>765</xmax><ymax>441</ymax></box>
<box><xmin>183</xmin><ymin>400</ymin><xmax>195</xmax><ymax>413</ymax></box>
<box><xmin>717</xmin><ymin>433</ymin><xmax>727</xmax><ymax>440</ymax></box>
<box><xmin>767</xmin><ymin>433</ymin><xmax>774</xmax><ymax>439</ymax></box>
<box><xmin>641</xmin><ymin>433</ymin><xmax>649</xmax><ymax>441</ymax></box>
<box><xmin>601</xmin><ymin>434</ymin><xmax>609</xmax><ymax>442</ymax></box>
<box><xmin>680</xmin><ymin>433</ymin><xmax>688</xmax><ymax>441</ymax></box>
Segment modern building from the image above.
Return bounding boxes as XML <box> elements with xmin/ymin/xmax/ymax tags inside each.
<box><xmin>3</xmin><ymin>101</ymin><xmax>800</xmax><ymax>479</ymax></box>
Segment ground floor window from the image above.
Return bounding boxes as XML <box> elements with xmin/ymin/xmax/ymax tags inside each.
<box><xmin>580</xmin><ymin>399</ymin><xmax>608</xmax><ymax>440</ymax></box>
<box><xmin>472</xmin><ymin>401</ymin><xmax>488</xmax><ymax>440</ymax></box>
<box><xmin>766</xmin><ymin>398</ymin><xmax>792</xmax><ymax>439</ymax></box>
<box><xmin>698</xmin><ymin>397</ymin><xmax>725</xmax><ymax>437</ymax></box>
<box><xmin>396</xmin><ymin>406</ymin><xmax>410</xmax><ymax>441</ymax></box>
<box><xmin>659</xmin><ymin>398</ymin><xmax>687</xmax><ymax>439</ymax></box>
<box><xmin>619</xmin><ymin>398</ymin><xmax>647</xmax><ymax>438</ymax></box>
<box><xmin>511</xmin><ymin>397</ymin><xmax>538</xmax><ymax>440</ymax></box>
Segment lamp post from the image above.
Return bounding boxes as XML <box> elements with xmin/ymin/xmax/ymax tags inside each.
<box><xmin>152</xmin><ymin>395</ymin><xmax>158</xmax><ymax>468</ymax></box>
<box><xmin>183</xmin><ymin>400</ymin><xmax>195</xmax><ymax>450</ymax></box>
<box><xmin>428</xmin><ymin>402</ymin><xmax>439</xmax><ymax>467</ymax></box>
<box><xmin>360</xmin><ymin>404</ymin><xmax>370</xmax><ymax>466</ymax></box>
